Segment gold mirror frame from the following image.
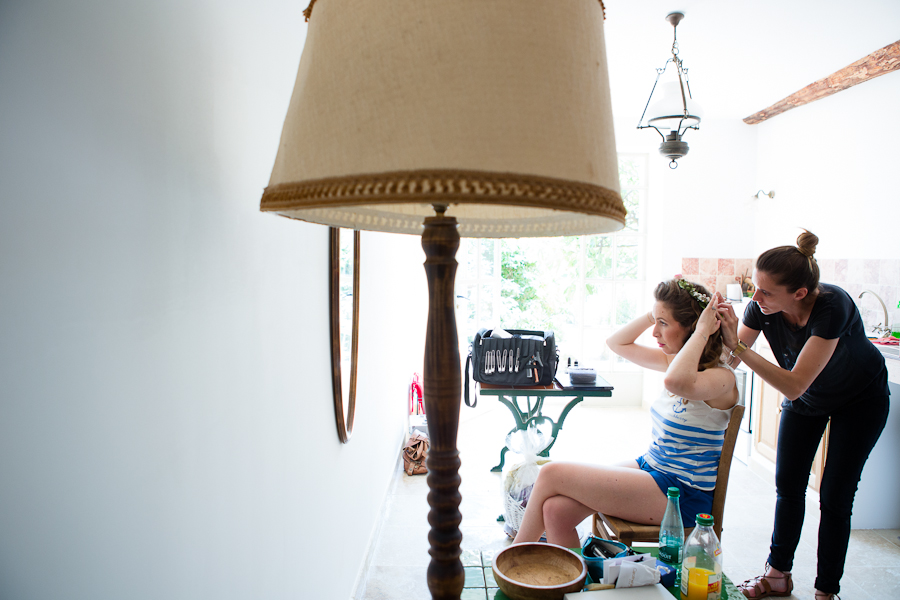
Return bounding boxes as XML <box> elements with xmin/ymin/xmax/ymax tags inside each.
<box><xmin>330</xmin><ymin>227</ymin><xmax>360</xmax><ymax>443</ymax></box>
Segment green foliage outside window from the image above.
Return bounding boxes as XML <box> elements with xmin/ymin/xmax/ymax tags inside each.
<box><xmin>456</xmin><ymin>155</ymin><xmax>647</xmax><ymax>370</ymax></box>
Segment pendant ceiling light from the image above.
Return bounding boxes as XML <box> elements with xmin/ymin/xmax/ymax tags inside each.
<box><xmin>637</xmin><ymin>12</ymin><xmax>702</xmax><ymax>169</ymax></box>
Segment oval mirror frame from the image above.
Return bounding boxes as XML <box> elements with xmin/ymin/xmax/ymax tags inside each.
<box><xmin>330</xmin><ymin>227</ymin><xmax>360</xmax><ymax>443</ymax></box>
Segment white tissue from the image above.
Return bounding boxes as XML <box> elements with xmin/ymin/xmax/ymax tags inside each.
<box><xmin>603</xmin><ymin>554</ymin><xmax>660</xmax><ymax>588</ymax></box>
<box><xmin>603</xmin><ymin>554</ymin><xmax>646</xmax><ymax>584</ymax></box>
<box><xmin>615</xmin><ymin>561</ymin><xmax>661</xmax><ymax>588</ymax></box>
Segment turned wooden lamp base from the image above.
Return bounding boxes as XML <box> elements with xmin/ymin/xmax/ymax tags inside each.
<box><xmin>421</xmin><ymin>208</ymin><xmax>464</xmax><ymax>600</ymax></box>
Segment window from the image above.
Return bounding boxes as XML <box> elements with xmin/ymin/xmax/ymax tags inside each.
<box><xmin>455</xmin><ymin>154</ymin><xmax>648</xmax><ymax>373</ymax></box>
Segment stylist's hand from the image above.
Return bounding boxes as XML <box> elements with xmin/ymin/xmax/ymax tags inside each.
<box><xmin>696</xmin><ymin>296</ymin><xmax>721</xmax><ymax>339</ymax></box>
<box><xmin>715</xmin><ymin>292</ymin><xmax>739</xmax><ymax>350</ymax></box>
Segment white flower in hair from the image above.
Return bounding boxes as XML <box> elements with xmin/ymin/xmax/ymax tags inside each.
<box><xmin>676</xmin><ymin>278</ymin><xmax>710</xmax><ymax>308</ymax></box>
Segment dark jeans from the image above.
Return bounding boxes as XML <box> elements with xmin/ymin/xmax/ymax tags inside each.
<box><xmin>767</xmin><ymin>394</ymin><xmax>889</xmax><ymax>594</ymax></box>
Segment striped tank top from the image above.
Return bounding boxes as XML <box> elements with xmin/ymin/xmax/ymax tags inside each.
<box><xmin>642</xmin><ymin>365</ymin><xmax>736</xmax><ymax>491</ymax></box>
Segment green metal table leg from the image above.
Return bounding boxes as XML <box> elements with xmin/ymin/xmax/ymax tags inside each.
<box><xmin>491</xmin><ymin>394</ymin><xmax>545</xmax><ymax>472</ymax></box>
<box><xmin>495</xmin><ymin>395</ymin><xmax>528</xmax><ymax>430</ymax></box>
<box><xmin>539</xmin><ymin>396</ymin><xmax>585</xmax><ymax>457</ymax></box>
<box><xmin>491</xmin><ymin>446</ymin><xmax>510</xmax><ymax>473</ymax></box>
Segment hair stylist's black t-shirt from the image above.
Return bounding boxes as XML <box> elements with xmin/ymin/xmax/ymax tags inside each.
<box><xmin>742</xmin><ymin>284</ymin><xmax>888</xmax><ymax>416</ymax></box>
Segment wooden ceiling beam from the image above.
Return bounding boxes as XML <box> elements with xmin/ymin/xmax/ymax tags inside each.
<box><xmin>744</xmin><ymin>40</ymin><xmax>900</xmax><ymax>125</ymax></box>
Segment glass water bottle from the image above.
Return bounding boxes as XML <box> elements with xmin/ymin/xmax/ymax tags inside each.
<box><xmin>658</xmin><ymin>487</ymin><xmax>684</xmax><ymax>588</ymax></box>
<box><xmin>681</xmin><ymin>513</ymin><xmax>723</xmax><ymax>600</ymax></box>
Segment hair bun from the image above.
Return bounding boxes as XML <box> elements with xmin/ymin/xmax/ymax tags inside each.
<box><xmin>796</xmin><ymin>230</ymin><xmax>819</xmax><ymax>258</ymax></box>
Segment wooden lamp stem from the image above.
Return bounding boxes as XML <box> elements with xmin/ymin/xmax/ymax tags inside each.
<box><xmin>421</xmin><ymin>213</ymin><xmax>464</xmax><ymax>600</ymax></box>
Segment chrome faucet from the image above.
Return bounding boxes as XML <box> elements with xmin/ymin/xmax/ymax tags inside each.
<box><xmin>859</xmin><ymin>289</ymin><xmax>891</xmax><ymax>338</ymax></box>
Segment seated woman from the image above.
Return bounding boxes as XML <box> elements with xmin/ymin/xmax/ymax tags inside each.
<box><xmin>512</xmin><ymin>279</ymin><xmax>738</xmax><ymax>548</ymax></box>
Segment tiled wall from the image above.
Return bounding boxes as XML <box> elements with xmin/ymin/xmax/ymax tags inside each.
<box><xmin>680</xmin><ymin>257</ymin><xmax>755</xmax><ymax>298</ymax></box>
<box><xmin>681</xmin><ymin>257</ymin><xmax>900</xmax><ymax>331</ymax></box>
<box><xmin>823</xmin><ymin>258</ymin><xmax>900</xmax><ymax>330</ymax></box>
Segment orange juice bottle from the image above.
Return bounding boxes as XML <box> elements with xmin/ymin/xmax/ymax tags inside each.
<box><xmin>680</xmin><ymin>514</ymin><xmax>722</xmax><ymax>600</ymax></box>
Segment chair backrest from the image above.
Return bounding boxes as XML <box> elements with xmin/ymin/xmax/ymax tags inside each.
<box><xmin>709</xmin><ymin>403</ymin><xmax>744</xmax><ymax>542</ymax></box>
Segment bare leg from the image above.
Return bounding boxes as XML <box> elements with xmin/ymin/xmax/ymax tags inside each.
<box><xmin>541</xmin><ymin>494</ymin><xmax>597</xmax><ymax>548</ymax></box>
<box><xmin>512</xmin><ymin>460</ymin><xmax>667</xmax><ymax>547</ymax></box>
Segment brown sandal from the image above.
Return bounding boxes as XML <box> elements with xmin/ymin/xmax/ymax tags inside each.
<box><xmin>738</xmin><ymin>567</ymin><xmax>793</xmax><ymax>599</ymax></box>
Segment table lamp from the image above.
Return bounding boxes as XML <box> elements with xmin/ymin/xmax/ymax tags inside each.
<box><xmin>260</xmin><ymin>1</ymin><xmax>625</xmax><ymax>598</ymax></box>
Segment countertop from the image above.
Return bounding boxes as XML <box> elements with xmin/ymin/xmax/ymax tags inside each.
<box><xmin>854</xmin><ymin>347</ymin><xmax>900</xmax><ymax>528</ymax></box>
<box><xmin>886</xmin><ymin>358</ymin><xmax>899</xmax><ymax>385</ymax></box>
<box><xmin>875</xmin><ymin>344</ymin><xmax>899</xmax><ymax>384</ymax></box>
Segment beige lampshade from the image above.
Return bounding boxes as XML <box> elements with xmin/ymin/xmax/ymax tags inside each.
<box><xmin>261</xmin><ymin>0</ymin><xmax>626</xmax><ymax>238</ymax></box>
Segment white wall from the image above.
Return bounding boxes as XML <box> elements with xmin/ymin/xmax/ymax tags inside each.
<box><xmin>628</xmin><ymin>60</ymin><xmax>900</xmax><ymax>264</ymax></box>
<box><xmin>614</xmin><ymin>116</ymin><xmax>758</xmax><ymax>291</ymax></box>
<box><xmin>753</xmin><ymin>73</ymin><xmax>900</xmax><ymax>259</ymax></box>
<box><xmin>619</xmin><ymin>118</ymin><xmax>759</xmax><ymax>275</ymax></box>
<box><xmin>624</xmin><ymin>69</ymin><xmax>900</xmax><ymax>269</ymax></box>
<box><xmin>0</xmin><ymin>2</ymin><xmax>426</xmax><ymax>599</ymax></box>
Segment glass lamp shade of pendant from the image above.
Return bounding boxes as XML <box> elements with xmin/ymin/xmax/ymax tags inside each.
<box><xmin>645</xmin><ymin>82</ymin><xmax>703</xmax><ymax>133</ymax></box>
<box><xmin>643</xmin><ymin>81</ymin><xmax>702</xmax><ymax>167</ymax></box>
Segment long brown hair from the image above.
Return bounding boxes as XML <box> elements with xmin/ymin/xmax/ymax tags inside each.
<box><xmin>654</xmin><ymin>279</ymin><xmax>724</xmax><ymax>371</ymax></box>
<box><xmin>755</xmin><ymin>230</ymin><xmax>820</xmax><ymax>294</ymax></box>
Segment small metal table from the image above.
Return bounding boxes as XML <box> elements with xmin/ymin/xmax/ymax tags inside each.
<box><xmin>478</xmin><ymin>374</ymin><xmax>614</xmax><ymax>472</ymax></box>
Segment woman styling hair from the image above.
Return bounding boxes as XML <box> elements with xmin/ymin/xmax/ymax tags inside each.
<box><xmin>512</xmin><ymin>279</ymin><xmax>738</xmax><ymax>548</ymax></box>
<box><xmin>716</xmin><ymin>231</ymin><xmax>889</xmax><ymax>600</ymax></box>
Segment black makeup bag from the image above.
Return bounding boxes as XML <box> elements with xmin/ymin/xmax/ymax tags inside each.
<box><xmin>463</xmin><ymin>328</ymin><xmax>558</xmax><ymax>407</ymax></box>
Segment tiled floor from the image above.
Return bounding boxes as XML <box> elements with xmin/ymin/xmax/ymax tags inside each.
<box><xmin>359</xmin><ymin>398</ymin><xmax>900</xmax><ymax>599</ymax></box>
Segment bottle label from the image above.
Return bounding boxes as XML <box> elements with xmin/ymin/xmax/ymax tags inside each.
<box><xmin>658</xmin><ymin>544</ymin><xmax>682</xmax><ymax>565</ymax></box>
<box><xmin>681</xmin><ymin>567</ymin><xmax>721</xmax><ymax>600</ymax></box>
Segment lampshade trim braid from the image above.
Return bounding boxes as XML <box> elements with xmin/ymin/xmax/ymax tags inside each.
<box><xmin>261</xmin><ymin>168</ymin><xmax>626</xmax><ymax>223</ymax></box>
<box><xmin>302</xmin><ymin>0</ymin><xmax>607</xmax><ymax>22</ymax></box>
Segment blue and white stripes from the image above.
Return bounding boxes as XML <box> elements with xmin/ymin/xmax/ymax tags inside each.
<box><xmin>642</xmin><ymin>390</ymin><xmax>735</xmax><ymax>491</ymax></box>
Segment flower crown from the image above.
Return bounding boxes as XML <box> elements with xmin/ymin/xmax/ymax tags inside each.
<box><xmin>676</xmin><ymin>278</ymin><xmax>710</xmax><ymax>308</ymax></box>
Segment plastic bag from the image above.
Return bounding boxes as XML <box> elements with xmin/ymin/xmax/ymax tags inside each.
<box><xmin>501</xmin><ymin>419</ymin><xmax>554</xmax><ymax>536</ymax></box>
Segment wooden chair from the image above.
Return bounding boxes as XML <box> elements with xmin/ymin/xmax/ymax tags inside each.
<box><xmin>593</xmin><ymin>404</ymin><xmax>745</xmax><ymax>545</ymax></box>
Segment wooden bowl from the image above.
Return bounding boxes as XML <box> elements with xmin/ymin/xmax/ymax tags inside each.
<box><xmin>492</xmin><ymin>543</ymin><xmax>587</xmax><ymax>600</ymax></box>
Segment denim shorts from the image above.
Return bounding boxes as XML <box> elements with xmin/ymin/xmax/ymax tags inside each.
<box><xmin>635</xmin><ymin>455</ymin><xmax>713</xmax><ymax>528</ymax></box>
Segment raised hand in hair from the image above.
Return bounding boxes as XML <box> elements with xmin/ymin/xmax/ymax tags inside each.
<box><xmin>696</xmin><ymin>293</ymin><xmax>722</xmax><ymax>340</ymax></box>
<box><xmin>714</xmin><ymin>292</ymin><xmax>740</xmax><ymax>350</ymax></box>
